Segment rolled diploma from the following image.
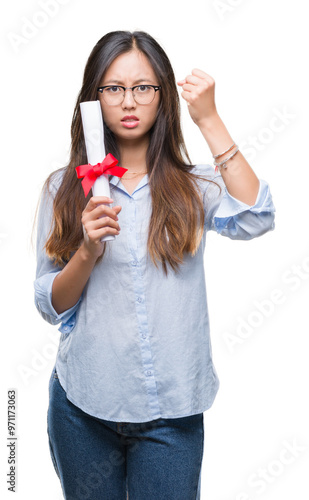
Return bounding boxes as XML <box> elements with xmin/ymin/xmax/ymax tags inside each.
<box><xmin>80</xmin><ymin>100</ymin><xmax>114</xmax><ymax>242</ymax></box>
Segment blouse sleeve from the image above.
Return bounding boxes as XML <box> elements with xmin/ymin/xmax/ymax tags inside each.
<box><xmin>33</xmin><ymin>171</ymin><xmax>82</xmax><ymax>327</ymax></box>
<box><xmin>196</xmin><ymin>164</ymin><xmax>275</xmax><ymax>239</ymax></box>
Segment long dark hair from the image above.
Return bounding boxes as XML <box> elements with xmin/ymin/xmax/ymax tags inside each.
<box><xmin>44</xmin><ymin>31</ymin><xmax>218</xmax><ymax>274</ymax></box>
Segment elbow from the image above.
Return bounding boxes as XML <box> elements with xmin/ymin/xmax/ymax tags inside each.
<box><xmin>219</xmin><ymin>211</ymin><xmax>275</xmax><ymax>240</ymax></box>
<box><xmin>34</xmin><ymin>294</ymin><xmax>61</xmax><ymax>326</ymax></box>
<box><xmin>258</xmin><ymin>211</ymin><xmax>275</xmax><ymax>235</ymax></box>
<box><xmin>246</xmin><ymin>212</ymin><xmax>276</xmax><ymax>239</ymax></box>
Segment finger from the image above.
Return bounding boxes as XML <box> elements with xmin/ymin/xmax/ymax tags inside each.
<box><xmin>82</xmin><ymin>204</ymin><xmax>121</xmax><ymax>224</ymax></box>
<box><xmin>96</xmin><ymin>226</ymin><xmax>121</xmax><ymax>239</ymax></box>
<box><xmin>184</xmin><ymin>75</ymin><xmax>214</xmax><ymax>93</ymax></box>
<box><xmin>113</xmin><ymin>205</ymin><xmax>122</xmax><ymax>215</ymax></box>
<box><xmin>85</xmin><ymin>224</ymin><xmax>120</xmax><ymax>243</ymax></box>
<box><xmin>180</xmin><ymin>90</ymin><xmax>193</xmax><ymax>103</ymax></box>
<box><xmin>86</xmin><ymin>216</ymin><xmax>121</xmax><ymax>233</ymax></box>
<box><xmin>181</xmin><ymin>83</ymin><xmax>197</xmax><ymax>93</ymax></box>
<box><xmin>177</xmin><ymin>76</ymin><xmax>200</xmax><ymax>87</ymax></box>
<box><xmin>92</xmin><ymin>204</ymin><xmax>120</xmax><ymax>221</ymax></box>
<box><xmin>91</xmin><ymin>196</ymin><xmax>114</xmax><ymax>204</ymax></box>
<box><xmin>192</xmin><ymin>68</ymin><xmax>208</xmax><ymax>78</ymax></box>
<box><xmin>183</xmin><ymin>75</ymin><xmax>204</xmax><ymax>86</ymax></box>
<box><xmin>84</xmin><ymin>198</ymin><xmax>121</xmax><ymax>217</ymax></box>
<box><xmin>192</xmin><ymin>68</ymin><xmax>214</xmax><ymax>81</ymax></box>
<box><xmin>94</xmin><ymin>204</ymin><xmax>122</xmax><ymax>218</ymax></box>
<box><xmin>178</xmin><ymin>70</ymin><xmax>213</xmax><ymax>85</ymax></box>
<box><xmin>84</xmin><ymin>196</ymin><xmax>114</xmax><ymax>213</ymax></box>
<box><xmin>95</xmin><ymin>204</ymin><xmax>120</xmax><ymax>220</ymax></box>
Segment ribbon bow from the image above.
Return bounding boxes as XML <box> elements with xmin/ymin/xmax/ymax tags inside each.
<box><xmin>75</xmin><ymin>153</ymin><xmax>127</xmax><ymax>197</ymax></box>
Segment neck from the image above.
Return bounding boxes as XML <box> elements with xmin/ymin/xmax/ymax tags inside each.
<box><xmin>117</xmin><ymin>135</ymin><xmax>149</xmax><ymax>172</ymax></box>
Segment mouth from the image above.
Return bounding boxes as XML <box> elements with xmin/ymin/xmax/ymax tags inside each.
<box><xmin>121</xmin><ymin>115</ymin><xmax>139</xmax><ymax>129</ymax></box>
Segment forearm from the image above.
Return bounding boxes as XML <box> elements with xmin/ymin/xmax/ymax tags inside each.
<box><xmin>51</xmin><ymin>196</ymin><xmax>122</xmax><ymax>315</ymax></box>
<box><xmin>52</xmin><ymin>243</ymin><xmax>97</xmax><ymax>314</ymax></box>
<box><xmin>198</xmin><ymin>113</ymin><xmax>260</xmax><ymax>205</ymax></box>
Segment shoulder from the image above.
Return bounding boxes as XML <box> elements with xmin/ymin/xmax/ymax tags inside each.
<box><xmin>37</xmin><ymin>169</ymin><xmax>66</xmax><ymax>217</ymax></box>
<box><xmin>43</xmin><ymin>168</ymin><xmax>66</xmax><ymax>198</ymax></box>
<box><xmin>189</xmin><ymin>164</ymin><xmax>223</xmax><ymax>195</ymax></box>
<box><xmin>190</xmin><ymin>163</ymin><xmax>215</xmax><ymax>177</ymax></box>
<box><xmin>190</xmin><ymin>163</ymin><xmax>220</xmax><ymax>183</ymax></box>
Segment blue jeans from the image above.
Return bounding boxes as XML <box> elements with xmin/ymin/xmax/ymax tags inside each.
<box><xmin>47</xmin><ymin>366</ymin><xmax>204</xmax><ymax>500</ymax></box>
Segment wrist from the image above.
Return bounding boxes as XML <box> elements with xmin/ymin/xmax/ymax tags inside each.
<box><xmin>78</xmin><ymin>241</ymin><xmax>100</xmax><ymax>265</ymax></box>
<box><xmin>198</xmin><ymin>114</ymin><xmax>235</xmax><ymax>159</ymax></box>
<box><xmin>197</xmin><ymin>112</ymin><xmax>222</xmax><ymax>132</ymax></box>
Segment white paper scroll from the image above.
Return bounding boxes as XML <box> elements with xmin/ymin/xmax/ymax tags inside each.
<box><xmin>80</xmin><ymin>100</ymin><xmax>115</xmax><ymax>242</ymax></box>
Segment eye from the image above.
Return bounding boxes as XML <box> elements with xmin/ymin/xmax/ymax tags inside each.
<box><xmin>136</xmin><ymin>85</ymin><xmax>151</xmax><ymax>93</ymax></box>
<box><xmin>106</xmin><ymin>86</ymin><xmax>122</xmax><ymax>94</ymax></box>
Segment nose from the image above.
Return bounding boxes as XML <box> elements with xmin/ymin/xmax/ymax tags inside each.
<box><xmin>122</xmin><ymin>88</ymin><xmax>136</xmax><ymax>109</ymax></box>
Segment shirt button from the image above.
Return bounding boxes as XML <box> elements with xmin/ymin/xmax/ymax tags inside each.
<box><xmin>146</xmin><ymin>371</ymin><xmax>152</xmax><ymax>376</ymax></box>
<box><xmin>132</xmin><ymin>261</ymin><xmax>138</xmax><ymax>267</ymax></box>
<box><xmin>137</xmin><ymin>297</ymin><xmax>142</xmax><ymax>303</ymax></box>
<box><xmin>142</xmin><ymin>334</ymin><xmax>147</xmax><ymax>339</ymax></box>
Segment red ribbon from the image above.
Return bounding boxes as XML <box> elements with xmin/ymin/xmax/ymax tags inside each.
<box><xmin>75</xmin><ymin>153</ymin><xmax>127</xmax><ymax>197</ymax></box>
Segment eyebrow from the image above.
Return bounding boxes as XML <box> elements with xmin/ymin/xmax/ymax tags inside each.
<box><xmin>102</xmin><ymin>79</ymin><xmax>156</xmax><ymax>86</ymax></box>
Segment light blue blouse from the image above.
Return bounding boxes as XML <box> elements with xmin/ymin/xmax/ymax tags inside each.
<box><xmin>34</xmin><ymin>164</ymin><xmax>275</xmax><ymax>423</ymax></box>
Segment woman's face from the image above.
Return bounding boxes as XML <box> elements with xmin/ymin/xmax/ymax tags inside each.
<box><xmin>98</xmin><ymin>50</ymin><xmax>160</xmax><ymax>146</ymax></box>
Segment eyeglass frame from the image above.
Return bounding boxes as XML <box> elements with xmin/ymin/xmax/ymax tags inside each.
<box><xmin>97</xmin><ymin>84</ymin><xmax>161</xmax><ymax>105</ymax></box>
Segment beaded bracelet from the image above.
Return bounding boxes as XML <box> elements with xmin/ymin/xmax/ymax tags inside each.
<box><xmin>214</xmin><ymin>145</ymin><xmax>239</xmax><ymax>172</ymax></box>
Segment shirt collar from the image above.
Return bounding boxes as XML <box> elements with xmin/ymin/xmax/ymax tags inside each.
<box><xmin>109</xmin><ymin>174</ymin><xmax>149</xmax><ymax>195</ymax></box>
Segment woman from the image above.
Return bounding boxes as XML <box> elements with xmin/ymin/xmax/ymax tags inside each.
<box><xmin>34</xmin><ymin>30</ymin><xmax>275</xmax><ymax>500</ymax></box>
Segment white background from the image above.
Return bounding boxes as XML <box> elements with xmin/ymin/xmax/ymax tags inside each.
<box><xmin>1</xmin><ymin>0</ymin><xmax>308</xmax><ymax>499</ymax></box>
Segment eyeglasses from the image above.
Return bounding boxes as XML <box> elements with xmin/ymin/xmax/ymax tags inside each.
<box><xmin>97</xmin><ymin>84</ymin><xmax>161</xmax><ymax>106</ymax></box>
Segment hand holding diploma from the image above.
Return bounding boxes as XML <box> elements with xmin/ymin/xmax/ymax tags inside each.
<box><xmin>81</xmin><ymin>196</ymin><xmax>122</xmax><ymax>260</ymax></box>
<box><xmin>76</xmin><ymin>100</ymin><xmax>127</xmax><ymax>242</ymax></box>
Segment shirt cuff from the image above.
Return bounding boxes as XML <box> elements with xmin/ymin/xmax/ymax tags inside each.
<box><xmin>215</xmin><ymin>179</ymin><xmax>273</xmax><ymax>216</ymax></box>
<box><xmin>34</xmin><ymin>271</ymin><xmax>81</xmax><ymax>326</ymax></box>
<box><xmin>214</xmin><ymin>179</ymin><xmax>275</xmax><ymax>229</ymax></box>
<box><xmin>212</xmin><ymin>179</ymin><xmax>276</xmax><ymax>238</ymax></box>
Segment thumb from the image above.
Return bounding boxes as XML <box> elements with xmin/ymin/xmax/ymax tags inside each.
<box><xmin>113</xmin><ymin>205</ymin><xmax>122</xmax><ymax>214</ymax></box>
